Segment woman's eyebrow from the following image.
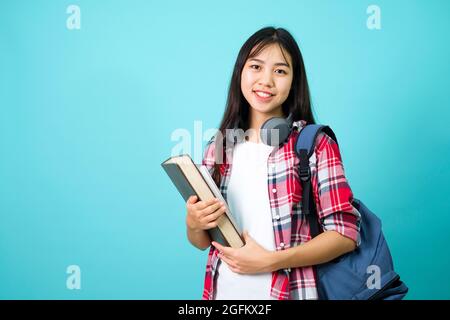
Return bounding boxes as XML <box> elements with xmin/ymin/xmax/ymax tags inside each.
<box><xmin>248</xmin><ymin>58</ymin><xmax>290</xmax><ymax>68</ymax></box>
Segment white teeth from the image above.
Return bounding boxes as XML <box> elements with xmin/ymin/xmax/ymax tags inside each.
<box><xmin>255</xmin><ymin>91</ymin><xmax>271</xmax><ymax>98</ymax></box>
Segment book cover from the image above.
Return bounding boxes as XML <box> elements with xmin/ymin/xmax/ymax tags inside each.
<box><xmin>161</xmin><ymin>154</ymin><xmax>244</xmax><ymax>248</ymax></box>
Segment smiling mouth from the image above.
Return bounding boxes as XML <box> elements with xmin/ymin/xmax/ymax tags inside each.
<box><xmin>253</xmin><ymin>90</ymin><xmax>274</xmax><ymax>98</ymax></box>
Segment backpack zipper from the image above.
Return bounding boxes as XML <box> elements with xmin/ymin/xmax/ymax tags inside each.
<box><xmin>367</xmin><ymin>274</ymin><xmax>400</xmax><ymax>300</ymax></box>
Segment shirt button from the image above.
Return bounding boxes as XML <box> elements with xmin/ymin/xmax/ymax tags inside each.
<box><xmin>280</xmin><ymin>242</ymin><xmax>285</xmax><ymax>248</ymax></box>
<box><xmin>272</xmin><ymin>188</ymin><xmax>277</xmax><ymax>193</ymax></box>
<box><xmin>275</xmin><ymin>215</ymin><xmax>280</xmax><ymax>220</ymax></box>
<box><xmin>285</xmin><ymin>268</ymin><xmax>291</xmax><ymax>273</ymax></box>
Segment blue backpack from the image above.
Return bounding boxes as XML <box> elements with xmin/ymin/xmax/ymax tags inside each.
<box><xmin>295</xmin><ymin>124</ymin><xmax>408</xmax><ymax>300</ymax></box>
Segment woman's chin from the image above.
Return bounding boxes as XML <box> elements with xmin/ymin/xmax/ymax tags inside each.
<box><xmin>249</xmin><ymin>103</ymin><xmax>280</xmax><ymax>115</ymax></box>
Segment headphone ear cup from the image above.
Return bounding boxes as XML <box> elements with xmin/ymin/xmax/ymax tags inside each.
<box><xmin>260</xmin><ymin>116</ymin><xmax>292</xmax><ymax>146</ymax></box>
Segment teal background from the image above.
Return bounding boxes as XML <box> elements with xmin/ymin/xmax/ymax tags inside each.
<box><xmin>1</xmin><ymin>0</ymin><xmax>449</xmax><ymax>299</ymax></box>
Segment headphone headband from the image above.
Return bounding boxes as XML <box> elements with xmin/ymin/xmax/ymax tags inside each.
<box><xmin>225</xmin><ymin>112</ymin><xmax>294</xmax><ymax>147</ymax></box>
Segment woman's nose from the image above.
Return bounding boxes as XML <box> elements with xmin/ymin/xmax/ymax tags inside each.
<box><xmin>258</xmin><ymin>69</ymin><xmax>274</xmax><ymax>87</ymax></box>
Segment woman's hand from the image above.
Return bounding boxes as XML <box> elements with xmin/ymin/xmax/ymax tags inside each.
<box><xmin>211</xmin><ymin>231</ymin><xmax>274</xmax><ymax>274</ymax></box>
<box><xmin>186</xmin><ymin>196</ymin><xmax>227</xmax><ymax>231</ymax></box>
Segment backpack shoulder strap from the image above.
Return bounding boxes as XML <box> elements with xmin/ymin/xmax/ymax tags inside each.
<box><xmin>295</xmin><ymin>124</ymin><xmax>338</xmax><ymax>159</ymax></box>
<box><xmin>294</xmin><ymin>124</ymin><xmax>339</xmax><ymax>238</ymax></box>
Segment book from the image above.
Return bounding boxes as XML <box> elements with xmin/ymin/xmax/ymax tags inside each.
<box><xmin>161</xmin><ymin>154</ymin><xmax>244</xmax><ymax>248</ymax></box>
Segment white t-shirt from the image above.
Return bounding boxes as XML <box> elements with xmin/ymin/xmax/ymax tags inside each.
<box><xmin>215</xmin><ymin>139</ymin><xmax>277</xmax><ymax>300</ymax></box>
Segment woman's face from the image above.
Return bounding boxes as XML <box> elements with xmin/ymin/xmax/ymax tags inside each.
<box><xmin>241</xmin><ymin>43</ymin><xmax>293</xmax><ymax>117</ymax></box>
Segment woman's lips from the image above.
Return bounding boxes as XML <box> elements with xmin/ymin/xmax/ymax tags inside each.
<box><xmin>253</xmin><ymin>90</ymin><xmax>274</xmax><ymax>103</ymax></box>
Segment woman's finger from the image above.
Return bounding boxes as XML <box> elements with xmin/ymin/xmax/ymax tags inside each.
<box><xmin>187</xmin><ymin>195</ymin><xmax>198</xmax><ymax>204</ymax></box>
<box><xmin>200</xmin><ymin>201</ymin><xmax>223</xmax><ymax>217</ymax></box>
<box><xmin>204</xmin><ymin>221</ymin><xmax>218</xmax><ymax>229</ymax></box>
<box><xmin>202</xmin><ymin>205</ymin><xmax>226</xmax><ymax>222</ymax></box>
<box><xmin>194</xmin><ymin>198</ymin><xmax>219</xmax><ymax>211</ymax></box>
<box><xmin>219</xmin><ymin>254</ymin><xmax>239</xmax><ymax>271</ymax></box>
<box><xmin>212</xmin><ymin>241</ymin><xmax>234</xmax><ymax>256</ymax></box>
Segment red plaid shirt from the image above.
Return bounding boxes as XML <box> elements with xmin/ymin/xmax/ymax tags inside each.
<box><xmin>200</xmin><ymin>120</ymin><xmax>361</xmax><ymax>300</ymax></box>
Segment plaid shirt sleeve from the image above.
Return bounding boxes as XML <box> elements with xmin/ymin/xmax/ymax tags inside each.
<box><xmin>311</xmin><ymin>132</ymin><xmax>361</xmax><ymax>247</ymax></box>
<box><xmin>201</xmin><ymin>137</ymin><xmax>217</xmax><ymax>174</ymax></box>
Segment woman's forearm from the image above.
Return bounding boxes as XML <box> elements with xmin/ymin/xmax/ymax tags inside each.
<box><xmin>187</xmin><ymin>226</ymin><xmax>211</xmax><ymax>251</ymax></box>
<box><xmin>268</xmin><ymin>231</ymin><xmax>356</xmax><ymax>271</ymax></box>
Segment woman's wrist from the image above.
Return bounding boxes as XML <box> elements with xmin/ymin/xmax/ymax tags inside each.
<box><xmin>267</xmin><ymin>250</ymin><xmax>285</xmax><ymax>272</ymax></box>
<box><xmin>186</xmin><ymin>226</ymin><xmax>211</xmax><ymax>250</ymax></box>
<box><xmin>267</xmin><ymin>246</ymin><xmax>298</xmax><ymax>272</ymax></box>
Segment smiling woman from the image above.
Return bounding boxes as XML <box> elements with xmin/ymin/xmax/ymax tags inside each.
<box><xmin>185</xmin><ymin>26</ymin><xmax>362</xmax><ymax>300</ymax></box>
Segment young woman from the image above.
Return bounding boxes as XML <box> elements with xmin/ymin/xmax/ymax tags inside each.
<box><xmin>185</xmin><ymin>27</ymin><xmax>361</xmax><ymax>300</ymax></box>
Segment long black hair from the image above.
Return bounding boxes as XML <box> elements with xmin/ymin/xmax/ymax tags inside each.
<box><xmin>211</xmin><ymin>26</ymin><xmax>316</xmax><ymax>185</ymax></box>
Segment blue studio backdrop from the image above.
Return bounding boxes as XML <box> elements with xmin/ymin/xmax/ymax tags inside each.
<box><xmin>1</xmin><ymin>0</ymin><xmax>449</xmax><ymax>299</ymax></box>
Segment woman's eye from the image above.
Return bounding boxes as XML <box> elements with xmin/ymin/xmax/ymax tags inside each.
<box><xmin>249</xmin><ymin>65</ymin><xmax>286</xmax><ymax>74</ymax></box>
